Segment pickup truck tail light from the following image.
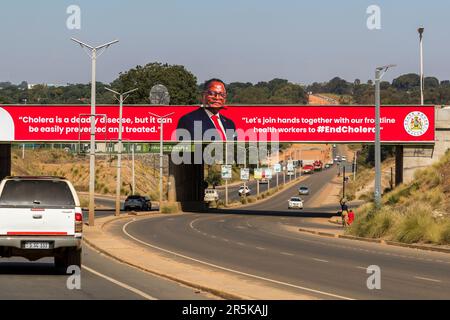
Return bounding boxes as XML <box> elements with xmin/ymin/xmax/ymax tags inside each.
<box><xmin>75</xmin><ymin>210</ymin><xmax>83</xmax><ymax>233</ymax></box>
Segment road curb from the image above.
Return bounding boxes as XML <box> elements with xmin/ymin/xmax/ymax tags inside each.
<box><xmin>297</xmin><ymin>226</ymin><xmax>450</xmax><ymax>254</ymax></box>
<box><xmin>84</xmin><ymin>214</ymin><xmax>244</xmax><ymax>300</ymax></box>
<box><xmin>298</xmin><ymin>228</ymin><xmax>339</xmax><ymax>238</ymax></box>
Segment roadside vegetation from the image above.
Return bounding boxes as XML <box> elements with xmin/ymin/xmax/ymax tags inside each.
<box><xmin>347</xmin><ymin>150</ymin><xmax>450</xmax><ymax>245</ymax></box>
<box><xmin>11</xmin><ymin>147</ymin><xmax>162</xmax><ymax>201</ymax></box>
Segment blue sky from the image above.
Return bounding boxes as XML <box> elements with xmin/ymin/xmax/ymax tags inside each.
<box><xmin>0</xmin><ymin>0</ymin><xmax>448</xmax><ymax>85</ymax></box>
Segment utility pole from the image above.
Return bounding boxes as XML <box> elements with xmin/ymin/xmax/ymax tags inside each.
<box><xmin>375</xmin><ymin>64</ymin><xmax>396</xmax><ymax>208</ymax></box>
<box><xmin>418</xmin><ymin>27</ymin><xmax>425</xmax><ymax>105</ymax></box>
<box><xmin>71</xmin><ymin>38</ymin><xmax>118</xmax><ymax>226</ymax></box>
<box><xmin>342</xmin><ymin>165</ymin><xmax>346</xmax><ymax>199</ymax></box>
<box><xmin>131</xmin><ymin>144</ymin><xmax>135</xmax><ymax>195</ymax></box>
<box><xmin>105</xmin><ymin>87</ymin><xmax>138</xmax><ymax>216</ymax></box>
<box><xmin>149</xmin><ymin>112</ymin><xmax>174</xmax><ymax>212</ymax></box>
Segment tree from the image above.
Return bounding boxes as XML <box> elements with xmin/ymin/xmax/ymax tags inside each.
<box><xmin>325</xmin><ymin>77</ymin><xmax>352</xmax><ymax>95</ymax></box>
<box><xmin>392</xmin><ymin>73</ymin><xmax>420</xmax><ymax>90</ymax></box>
<box><xmin>424</xmin><ymin>77</ymin><xmax>439</xmax><ymax>88</ymax></box>
<box><xmin>111</xmin><ymin>62</ymin><xmax>199</xmax><ymax>104</ymax></box>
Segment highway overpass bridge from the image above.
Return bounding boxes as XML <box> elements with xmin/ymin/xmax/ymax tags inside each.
<box><xmin>0</xmin><ymin>105</ymin><xmax>448</xmax><ymax>210</ymax></box>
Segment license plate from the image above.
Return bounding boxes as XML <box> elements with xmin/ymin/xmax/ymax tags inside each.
<box><xmin>23</xmin><ymin>242</ymin><xmax>51</xmax><ymax>249</ymax></box>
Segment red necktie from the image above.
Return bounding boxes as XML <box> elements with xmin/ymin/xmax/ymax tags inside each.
<box><xmin>211</xmin><ymin>115</ymin><xmax>226</xmax><ymax>141</ymax></box>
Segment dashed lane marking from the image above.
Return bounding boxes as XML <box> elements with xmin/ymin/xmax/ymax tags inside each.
<box><xmin>313</xmin><ymin>258</ymin><xmax>329</xmax><ymax>263</ymax></box>
<box><xmin>82</xmin><ymin>265</ymin><xmax>157</xmax><ymax>300</ymax></box>
<box><xmin>122</xmin><ymin>220</ymin><xmax>354</xmax><ymax>300</ymax></box>
<box><xmin>414</xmin><ymin>276</ymin><xmax>442</xmax><ymax>283</ymax></box>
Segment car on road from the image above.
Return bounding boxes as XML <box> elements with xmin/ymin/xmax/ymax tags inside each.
<box><xmin>341</xmin><ymin>156</ymin><xmax>347</xmax><ymax>162</ymax></box>
<box><xmin>204</xmin><ymin>189</ymin><xmax>219</xmax><ymax>202</ymax></box>
<box><xmin>238</xmin><ymin>185</ymin><xmax>251</xmax><ymax>196</ymax></box>
<box><xmin>298</xmin><ymin>186</ymin><xmax>310</xmax><ymax>195</ymax></box>
<box><xmin>288</xmin><ymin>197</ymin><xmax>304</xmax><ymax>209</ymax></box>
<box><xmin>302</xmin><ymin>165</ymin><xmax>314</xmax><ymax>174</ymax></box>
<box><xmin>124</xmin><ymin>195</ymin><xmax>152</xmax><ymax>211</ymax></box>
<box><xmin>0</xmin><ymin>176</ymin><xmax>82</xmax><ymax>269</ymax></box>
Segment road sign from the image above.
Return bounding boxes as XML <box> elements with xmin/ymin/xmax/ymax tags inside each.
<box><xmin>240</xmin><ymin>168</ymin><xmax>250</xmax><ymax>180</ymax></box>
<box><xmin>254</xmin><ymin>168</ymin><xmax>263</xmax><ymax>180</ymax></box>
<box><xmin>273</xmin><ymin>163</ymin><xmax>281</xmax><ymax>173</ymax></box>
<box><xmin>263</xmin><ymin>168</ymin><xmax>273</xmax><ymax>179</ymax></box>
<box><xmin>221</xmin><ymin>165</ymin><xmax>232</xmax><ymax>179</ymax></box>
<box><xmin>287</xmin><ymin>162</ymin><xmax>294</xmax><ymax>171</ymax></box>
<box><xmin>148</xmin><ymin>144</ymin><xmax>193</xmax><ymax>153</ymax></box>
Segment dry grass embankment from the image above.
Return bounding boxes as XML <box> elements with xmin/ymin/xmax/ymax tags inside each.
<box><xmin>11</xmin><ymin>148</ymin><xmax>161</xmax><ymax>200</ymax></box>
<box><xmin>347</xmin><ymin>150</ymin><xmax>450</xmax><ymax>245</ymax></box>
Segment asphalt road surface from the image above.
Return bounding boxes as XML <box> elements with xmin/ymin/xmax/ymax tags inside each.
<box><xmin>0</xmin><ymin>237</ymin><xmax>214</xmax><ymax>300</ymax></box>
<box><xmin>122</xmin><ymin>167</ymin><xmax>450</xmax><ymax>299</ymax></box>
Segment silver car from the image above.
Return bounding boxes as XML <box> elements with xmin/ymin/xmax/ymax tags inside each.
<box><xmin>298</xmin><ymin>186</ymin><xmax>310</xmax><ymax>195</ymax></box>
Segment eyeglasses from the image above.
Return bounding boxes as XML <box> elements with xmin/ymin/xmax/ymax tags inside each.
<box><xmin>205</xmin><ymin>90</ymin><xmax>227</xmax><ymax>98</ymax></box>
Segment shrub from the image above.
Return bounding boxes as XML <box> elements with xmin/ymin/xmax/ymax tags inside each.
<box><xmin>394</xmin><ymin>206</ymin><xmax>441</xmax><ymax>244</ymax></box>
<box><xmin>440</xmin><ymin>222</ymin><xmax>450</xmax><ymax>245</ymax></box>
<box><xmin>160</xmin><ymin>202</ymin><xmax>180</xmax><ymax>214</ymax></box>
<box><xmin>247</xmin><ymin>196</ymin><xmax>257</xmax><ymax>203</ymax></box>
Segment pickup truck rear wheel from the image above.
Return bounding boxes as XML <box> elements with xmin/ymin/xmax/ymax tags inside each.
<box><xmin>65</xmin><ymin>249</ymin><xmax>82</xmax><ymax>268</ymax></box>
<box><xmin>54</xmin><ymin>255</ymin><xmax>65</xmax><ymax>269</ymax></box>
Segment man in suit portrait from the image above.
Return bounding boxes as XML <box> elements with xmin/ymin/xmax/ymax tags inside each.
<box><xmin>176</xmin><ymin>78</ymin><xmax>236</xmax><ymax>141</ymax></box>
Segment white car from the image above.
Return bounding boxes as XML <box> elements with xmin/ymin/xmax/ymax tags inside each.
<box><xmin>204</xmin><ymin>189</ymin><xmax>219</xmax><ymax>202</ymax></box>
<box><xmin>288</xmin><ymin>197</ymin><xmax>304</xmax><ymax>209</ymax></box>
<box><xmin>238</xmin><ymin>185</ymin><xmax>251</xmax><ymax>196</ymax></box>
<box><xmin>0</xmin><ymin>176</ymin><xmax>82</xmax><ymax>269</ymax></box>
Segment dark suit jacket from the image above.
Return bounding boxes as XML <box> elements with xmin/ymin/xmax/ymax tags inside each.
<box><xmin>176</xmin><ymin>107</ymin><xmax>236</xmax><ymax>141</ymax></box>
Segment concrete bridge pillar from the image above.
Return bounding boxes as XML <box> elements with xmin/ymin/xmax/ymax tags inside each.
<box><xmin>395</xmin><ymin>146</ymin><xmax>403</xmax><ymax>186</ymax></box>
<box><xmin>0</xmin><ymin>144</ymin><xmax>11</xmax><ymax>180</ymax></box>
<box><xmin>168</xmin><ymin>147</ymin><xmax>206</xmax><ymax>211</ymax></box>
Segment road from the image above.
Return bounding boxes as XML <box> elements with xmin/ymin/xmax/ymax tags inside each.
<box><xmin>0</xmin><ymin>233</ymin><xmax>214</xmax><ymax>300</ymax></box>
<box><xmin>121</xmin><ymin>164</ymin><xmax>450</xmax><ymax>299</ymax></box>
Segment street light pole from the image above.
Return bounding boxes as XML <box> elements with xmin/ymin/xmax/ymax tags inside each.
<box><xmin>149</xmin><ymin>112</ymin><xmax>174</xmax><ymax>211</ymax></box>
<box><xmin>375</xmin><ymin>64</ymin><xmax>396</xmax><ymax>208</ymax></box>
<box><xmin>105</xmin><ymin>87</ymin><xmax>138</xmax><ymax>217</ymax></box>
<box><xmin>418</xmin><ymin>27</ymin><xmax>425</xmax><ymax>105</ymax></box>
<box><xmin>71</xmin><ymin>38</ymin><xmax>118</xmax><ymax>226</ymax></box>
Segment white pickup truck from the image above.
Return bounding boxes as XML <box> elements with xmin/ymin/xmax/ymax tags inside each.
<box><xmin>0</xmin><ymin>176</ymin><xmax>82</xmax><ymax>269</ymax></box>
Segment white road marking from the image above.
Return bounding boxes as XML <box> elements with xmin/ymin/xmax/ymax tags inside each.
<box><xmin>236</xmin><ymin>242</ymin><xmax>245</xmax><ymax>246</ymax></box>
<box><xmin>82</xmin><ymin>265</ymin><xmax>157</xmax><ymax>300</ymax></box>
<box><xmin>255</xmin><ymin>247</ymin><xmax>266</xmax><ymax>251</ymax></box>
<box><xmin>122</xmin><ymin>220</ymin><xmax>354</xmax><ymax>300</ymax></box>
<box><xmin>356</xmin><ymin>266</ymin><xmax>367</xmax><ymax>270</ymax></box>
<box><xmin>414</xmin><ymin>276</ymin><xmax>442</xmax><ymax>283</ymax></box>
<box><xmin>313</xmin><ymin>258</ymin><xmax>329</xmax><ymax>263</ymax></box>
<box><xmin>281</xmin><ymin>252</ymin><xmax>294</xmax><ymax>256</ymax></box>
<box><xmin>253</xmin><ymin>222</ymin><xmax>450</xmax><ymax>265</ymax></box>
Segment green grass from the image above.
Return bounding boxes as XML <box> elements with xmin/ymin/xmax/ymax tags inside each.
<box><xmin>160</xmin><ymin>202</ymin><xmax>180</xmax><ymax>213</ymax></box>
<box><xmin>347</xmin><ymin>150</ymin><xmax>450</xmax><ymax>245</ymax></box>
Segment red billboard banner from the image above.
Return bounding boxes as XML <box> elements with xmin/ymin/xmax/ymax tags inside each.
<box><xmin>0</xmin><ymin>105</ymin><xmax>435</xmax><ymax>143</ymax></box>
